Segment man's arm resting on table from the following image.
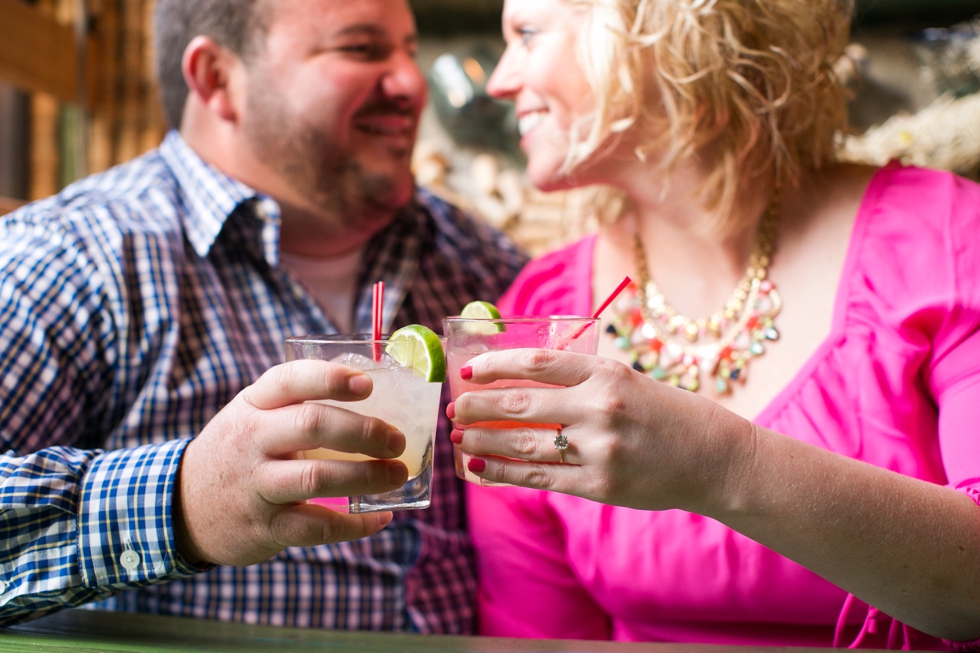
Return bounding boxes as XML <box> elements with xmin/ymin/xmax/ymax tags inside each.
<box><xmin>0</xmin><ymin>440</ymin><xmax>205</xmax><ymax>626</ymax></box>
<box><xmin>0</xmin><ymin>357</ymin><xmax>416</xmax><ymax>624</ymax></box>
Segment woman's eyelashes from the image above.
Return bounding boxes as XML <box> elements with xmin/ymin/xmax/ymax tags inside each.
<box><xmin>516</xmin><ymin>26</ymin><xmax>537</xmax><ymax>47</ymax></box>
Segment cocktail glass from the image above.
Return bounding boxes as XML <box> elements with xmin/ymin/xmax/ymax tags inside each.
<box><xmin>443</xmin><ymin>316</ymin><xmax>600</xmax><ymax>485</ymax></box>
<box><xmin>284</xmin><ymin>335</ymin><xmax>443</xmax><ymax>512</ymax></box>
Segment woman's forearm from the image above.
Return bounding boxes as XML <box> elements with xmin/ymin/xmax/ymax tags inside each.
<box><xmin>452</xmin><ymin>351</ymin><xmax>980</xmax><ymax>640</ymax></box>
<box><xmin>705</xmin><ymin>413</ymin><xmax>980</xmax><ymax>640</ymax></box>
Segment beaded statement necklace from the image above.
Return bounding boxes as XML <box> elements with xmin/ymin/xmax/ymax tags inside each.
<box><xmin>607</xmin><ymin>198</ymin><xmax>782</xmax><ymax>395</ymax></box>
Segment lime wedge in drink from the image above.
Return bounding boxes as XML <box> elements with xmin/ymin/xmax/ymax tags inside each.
<box><xmin>387</xmin><ymin>325</ymin><xmax>447</xmax><ymax>383</ymax></box>
<box><xmin>459</xmin><ymin>300</ymin><xmax>505</xmax><ymax>334</ymax></box>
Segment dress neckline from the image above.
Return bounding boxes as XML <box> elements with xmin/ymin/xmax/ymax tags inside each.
<box><xmin>583</xmin><ymin>162</ymin><xmax>898</xmax><ymax>426</ymax></box>
<box><xmin>752</xmin><ymin>163</ymin><xmax>896</xmax><ymax>426</ymax></box>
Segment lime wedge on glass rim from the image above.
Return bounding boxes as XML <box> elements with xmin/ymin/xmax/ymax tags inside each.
<box><xmin>386</xmin><ymin>325</ymin><xmax>447</xmax><ymax>382</ymax></box>
<box><xmin>459</xmin><ymin>300</ymin><xmax>506</xmax><ymax>334</ymax></box>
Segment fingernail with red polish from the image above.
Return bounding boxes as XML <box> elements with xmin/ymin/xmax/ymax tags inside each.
<box><xmin>450</xmin><ymin>429</ymin><xmax>464</xmax><ymax>445</ymax></box>
<box><xmin>467</xmin><ymin>458</ymin><xmax>486</xmax><ymax>474</ymax></box>
<box><xmin>446</xmin><ymin>402</ymin><xmax>456</xmax><ymax>420</ymax></box>
<box><xmin>460</xmin><ymin>365</ymin><xmax>473</xmax><ymax>381</ymax></box>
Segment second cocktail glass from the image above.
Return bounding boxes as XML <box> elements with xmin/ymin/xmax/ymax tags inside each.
<box><xmin>443</xmin><ymin>316</ymin><xmax>600</xmax><ymax>484</ymax></box>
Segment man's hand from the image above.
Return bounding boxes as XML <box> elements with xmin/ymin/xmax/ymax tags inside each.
<box><xmin>173</xmin><ymin>360</ymin><xmax>409</xmax><ymax>566</ymax></box>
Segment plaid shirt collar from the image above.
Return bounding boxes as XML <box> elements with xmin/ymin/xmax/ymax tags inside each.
<box><xmin>158</xmin><ymin>130</ymin><xmax>428</xmax><ymax>336</ymax></box>
<box><xmin>158</xmin><ymin>131</ymin><xmax>282</xmax><ymax>266</ymax></box>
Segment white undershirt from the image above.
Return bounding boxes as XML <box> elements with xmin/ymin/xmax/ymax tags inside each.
<box><xmin>279</xmin><ymin>247</ymin><xmax>364</xmax><ymax>334</ymax></box>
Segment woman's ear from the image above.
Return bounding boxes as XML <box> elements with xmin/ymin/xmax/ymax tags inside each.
<box><xmin>181</xmin><ymin>36</ymin><xmax>242</xmax><ymax>124</ymax></box>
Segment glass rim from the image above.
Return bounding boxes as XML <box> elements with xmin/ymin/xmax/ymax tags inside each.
<box><xmin>443</xmin><ymin>315</ymin><xmax>599</xmax><ymax>324</ymax></box>
<box><xmin>285</xmin><ymin>334</ymin><xmax>392</xmax><ymax>345</ymax></box>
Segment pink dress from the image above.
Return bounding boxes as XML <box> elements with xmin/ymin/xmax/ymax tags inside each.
<box><xmin>468</xmin><ymin>164</ymin><xmax>980</xmax><ymax>649</ymax></box>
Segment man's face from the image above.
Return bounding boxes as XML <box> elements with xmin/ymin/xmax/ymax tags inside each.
<box><xmin>241</xmin><ymin>0</ymin><xmax>426</xmax><ymax>225</ymax></box>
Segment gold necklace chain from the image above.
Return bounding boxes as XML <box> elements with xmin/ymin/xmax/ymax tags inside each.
<box><xmin>609</xmin><ymin>192</ymin><xmax>783</xmax><ymax>394</ymax></box>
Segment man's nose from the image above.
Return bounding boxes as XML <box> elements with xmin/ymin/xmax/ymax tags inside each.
<box><xmin>381</xmin><ymin>52</ymin><xmax>428</xmax><ymax>104</ymax></box>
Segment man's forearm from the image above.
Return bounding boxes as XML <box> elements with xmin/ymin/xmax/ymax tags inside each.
<box><xmin>0</xmin><ymin>441</ymin><xmax>203</xmax><ymax>624</ymax></box>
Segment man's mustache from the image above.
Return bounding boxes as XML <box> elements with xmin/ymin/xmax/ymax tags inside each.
<box><xmin>353</xmin><ymin>102</ymin><xmax>418</xmax><ymax>119</ymax></box>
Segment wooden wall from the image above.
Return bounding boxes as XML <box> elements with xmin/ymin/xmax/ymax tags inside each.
<box><xmin>0</xmin><ymin>0</ymin><xmax>166</xmax><ymax>210</ymax></box>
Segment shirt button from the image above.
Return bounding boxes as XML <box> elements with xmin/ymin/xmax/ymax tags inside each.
<box><xmin>257</xmin><ymin>198</ymin><xmax>279</xmax><ymax>222</ymax></box>
<box><xmin>0</xmin><ymin>580</ymin><xmax>7</xmax><ymax>594</ymax></box>
<box><xmin>120</xmin><ymin>550</ymin><xmax>141</xmax><ymax>571</ymax></box>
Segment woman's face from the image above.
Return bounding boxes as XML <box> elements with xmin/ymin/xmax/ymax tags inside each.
<box><xmin>487</xmin><ymin>0</ymin><xmax>596</xmax><ymax>191</ymax></box>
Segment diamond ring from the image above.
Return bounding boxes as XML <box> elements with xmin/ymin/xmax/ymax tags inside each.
<box><xmin>554</xmin><ymin>427</ymin><xmax>569</xmax><ymax>464</ymax></box>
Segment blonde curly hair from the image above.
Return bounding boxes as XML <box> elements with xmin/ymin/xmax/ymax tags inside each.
<box><xmin>566</xmin><ymin>0</ymin><xmax>853</xmax><ymax>229</ymax></box>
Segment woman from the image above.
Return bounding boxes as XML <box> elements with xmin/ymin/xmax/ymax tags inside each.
<box><xmin>449</xmin><ymin>0</ymin><xmax>980</xmax><ymax>648</ymax></box>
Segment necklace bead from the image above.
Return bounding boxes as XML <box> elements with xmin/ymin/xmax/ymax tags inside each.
<box><xmin>609</xmin><ymin>193</ymin><xmax>783</xmax><ymax>395</ymax></box>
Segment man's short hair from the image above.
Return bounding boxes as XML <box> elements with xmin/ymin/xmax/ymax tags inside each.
<box><xmin>153</xmin><ymin>0</ymin><xmax>270</xmax><ymax>130</ymax></box>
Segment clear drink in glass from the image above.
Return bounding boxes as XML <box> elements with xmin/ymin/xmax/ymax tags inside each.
<box><xmin>285</xmin><ymin>335</ymin><xmax>443</xmax><ymax>512</ymax></box>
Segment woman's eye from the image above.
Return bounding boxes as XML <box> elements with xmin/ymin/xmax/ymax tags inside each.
<box><xmin>517</xmin><ymin>28</ymin><xmax>536</xmax><ymax>46</ymax></box>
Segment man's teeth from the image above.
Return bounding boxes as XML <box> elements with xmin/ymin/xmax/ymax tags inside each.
<box><xmin>518</xmin><ymin>111</ymin><xmax>546</xmax><ymax>136</ymax></box>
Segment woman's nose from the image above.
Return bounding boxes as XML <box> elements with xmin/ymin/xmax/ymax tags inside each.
<box><xmin>486</xmin><ymin>48</ymin><xmax>521</xmax><ymax>100</ymax></box>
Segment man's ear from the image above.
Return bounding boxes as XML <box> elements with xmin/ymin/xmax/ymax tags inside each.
<box><xmin>182</xmin><ymin>36</ymin><xmax>241</xmax><ymax>123</ymax></box>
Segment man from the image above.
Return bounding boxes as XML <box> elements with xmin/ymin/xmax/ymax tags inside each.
<box><xmin>0</xmin><ymin>0</ymin><xmax>526</xmax><ymax>632</ymax></box>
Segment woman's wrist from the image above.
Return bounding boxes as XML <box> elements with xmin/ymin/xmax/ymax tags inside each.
<box><xmin>693</xmin><ymin>403</ymin><xmax>764</xmax><ymax>520</ymax></box>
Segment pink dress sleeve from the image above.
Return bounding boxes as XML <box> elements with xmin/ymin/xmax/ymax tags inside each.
<box><xmin>927</xmin><ymin>172</ymin><xmax>980</xmax><ymax>651</ymax></box>
<box><xmin>927</xmin><ymin>172</ymin><xmax>980</xmax><ymax>503</ymax></box>
<box><xmin>838</xmin><ymin>168</ymin><xmax>980</xmax><ymax>651</ymax></box>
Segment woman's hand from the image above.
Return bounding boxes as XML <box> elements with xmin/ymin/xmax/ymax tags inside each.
<box><xmin>450</xmin><ymin>348</ymin><xmax>755</xmax><ymax>515</ymax></box>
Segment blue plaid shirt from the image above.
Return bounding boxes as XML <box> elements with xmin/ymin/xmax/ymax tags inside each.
<box><xmin>0</xmin><ymin>132</ymin><xmax>527</xmax><ymax>631</ymax></box>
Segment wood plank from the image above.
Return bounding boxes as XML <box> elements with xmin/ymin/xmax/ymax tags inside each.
<box><xmin>88</xmin><ymin>0</ymin><xmax>119</xmax><ymax>173</ymax></box>
<box><xmin>0</xmin><ymin>0</ymin><xmax>74</xmax><ymax>101</ymax></box>
<box><xmin>29</xmin><ymin>92</ymin><xmax>60</xmax><ymax>200</ymax></box>
<box><xmin>115</xmin><ymin>0</ymin><xmax>145</xmax><ymax>162</ymax></box>
<box><xmin>0</xmin><ymin>0</ymin><xmax>101</xmax><ymax>106</ymax></box>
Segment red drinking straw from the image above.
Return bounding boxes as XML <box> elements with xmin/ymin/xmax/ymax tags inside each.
<box><xmin>372</xmin><ymin>281</ymin><xmax>385</xmax><ymax>361</ymax></box>
<box><xmin>559</xmin><ymin>276</ymin><xmax>632</xmax><ymax>349</ymax></box>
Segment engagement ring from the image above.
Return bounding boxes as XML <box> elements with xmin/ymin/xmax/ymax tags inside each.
<box><xmin>554</xmin><ymin>427</ymin><xmax>569</xmax><ymax>464</ymax></box>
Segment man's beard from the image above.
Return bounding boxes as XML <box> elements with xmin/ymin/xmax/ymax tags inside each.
<box><xmin>242</xmin><ymin>82</ymin><xmax>413</xmax><ymax>230</ymax></box>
